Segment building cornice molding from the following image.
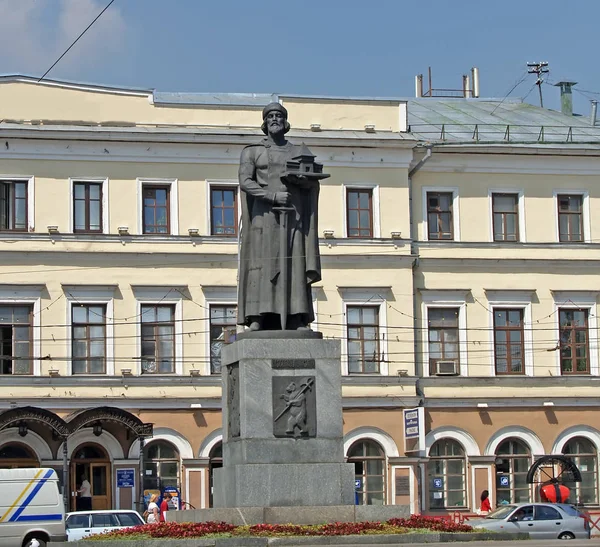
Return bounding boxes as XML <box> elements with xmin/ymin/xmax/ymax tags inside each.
<box><xmin>417</xmin><ymin>149</ymin><xmax>600</xmax><ymax>175</ymax></box>
<box><xmin>419</xmin><ymin>376</ymin><xmax>600</xmax><ymax>389</ymax></box>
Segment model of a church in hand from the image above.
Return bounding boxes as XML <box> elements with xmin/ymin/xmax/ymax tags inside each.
<box><xmin>283</xmin><ymin>143</ymin><xmax>330</xmax><ymax>187</ymax></box>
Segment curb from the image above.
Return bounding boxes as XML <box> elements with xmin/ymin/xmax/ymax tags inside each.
<box><xmin>55</xmin><ymin>531</ymin><xmax>527</xmax><ymax>546</ymax></box>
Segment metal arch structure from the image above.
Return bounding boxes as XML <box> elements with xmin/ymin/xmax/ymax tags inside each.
<box><xmin>0</xmin><ymin>406</ymin><xmax>69</xmax><ymax>436</ymax></box>
<box><xmin>526</xmin><ymin>455</ymin><xmax>582</xmax><ymax>485</ymax></box>
<box><xmin>0</xmin><ymin>406</ymin><xmax>153</xmax><ymax>511</ymax></box>
<box><xmin>65</xmin><ymin>406</ymin><xmax>153</xmax><ymax>438</ymax></box>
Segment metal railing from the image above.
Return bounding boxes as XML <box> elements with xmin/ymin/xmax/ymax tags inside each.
<box><xmin>409</xmin><ymin>123</ymin><xmax>600</xmax><ymax>143</ymax></box>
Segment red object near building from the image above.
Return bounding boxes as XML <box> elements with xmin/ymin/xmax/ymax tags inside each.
<box><xmin>540</xmin><ymin>483</ymin><xmax>570</xmax><ymax>503</ymax></box>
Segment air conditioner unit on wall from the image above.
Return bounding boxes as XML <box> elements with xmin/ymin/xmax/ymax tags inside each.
<box><xmin>435</xmin><ymin>360</ymin><xmax>459</xmax><ymax>376</ymax></box>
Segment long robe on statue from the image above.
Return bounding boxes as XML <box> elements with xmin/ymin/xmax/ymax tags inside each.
<box><xmin>237</xmin><ymin>138</ymin><xmax>321</xmax><ymax>327</ymax></box>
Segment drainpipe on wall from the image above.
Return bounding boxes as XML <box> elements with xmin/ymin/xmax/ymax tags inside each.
<box><xmin>408</xmin><ymin>145</ymin><xmax>433</xmax><ymax>380</ymax></box>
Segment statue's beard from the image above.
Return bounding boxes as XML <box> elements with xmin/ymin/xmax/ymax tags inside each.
<box><xmin>268</xmin><ymin>123</ymin><xmax>284</xmax><ymax>137</ymax></box>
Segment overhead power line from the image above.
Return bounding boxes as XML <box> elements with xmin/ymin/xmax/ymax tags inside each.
<box><xmin>38</xmin><ymin>0</ymin><xmax>116</xmax><ymax>83</ymax></box>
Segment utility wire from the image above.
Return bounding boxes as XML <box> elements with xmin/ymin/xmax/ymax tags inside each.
<box><xmin>490</xmin><ymin>70</ymin><xmax>529</xmax><ymax>116</ymax></box>
<box><xmin>38</xmin><ymin>0</ymin><xmax>116</xmax><ymax>83</ymax></box>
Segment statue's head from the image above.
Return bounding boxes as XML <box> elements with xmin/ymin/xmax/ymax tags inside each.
<box><xmin>261</xmin><ymin>102</ymin><xmax>290</xmax><ymax>135</ymax></box>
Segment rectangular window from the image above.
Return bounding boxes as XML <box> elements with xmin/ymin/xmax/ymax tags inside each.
<box><xmin>493</xmin><ymin>309</ymin><xmax>524</xmax><ymax>375</ymax></box>
<box><xmin>0</xmin><ymin>181</ymin><xmax>27</xmax><ymax>231</ymax></box>
<box><xmin>558</xmin><ymin>194</ymin><xmax>583</xmax><ymax>242</ymax></box>
<box><xmin>428</xmin><ymin>308</ymin><xmax>459</xmax><ymax>375</ymax></box>
<box><xmin>141</xmin><ymin>305</ymin><xmax>175</xmax><ymax>374</ymax></box>
<box><xmin>73</xmin><ymin>182</ymin><xmax>102</xmax><ymax>233</ymax></box>
<box><xmin>347</xmin><ymin>306</ymin><xmax>379</xmax><ymax>373</ymax></box>
<box><xmin>492</xmin><ymin>193</ymin><xmax>519</xmax><ymax>242</ymax></box>
<box><xmin>0</xmin><ymin>305</ymin><xmax>32</xmax><ymax>374</ymax></box>
<box><xmin>427</xmin><ymin>192</ymin><xmax>453</xmax><ymax>240</ymax></box>
<box><xmin>210</xmin><ymin>187</ymin><xmax>238</xmax><ymax>236</ymax></box>
<box><xmin>72</xmin><ymin>305</ymin><xmax>106</xmax><ymax>374</ymax></box>
<box><xmin>209</xmin><ymin>305</ymin><xmax>237</xmax><ymax>374</ymax></box>
<box><xmin>559</xmin><ymin>309</ymin><xmax>589</xmax><ymax>374</ymax></box>
<box><xmin>347</xmin><ymin>189</ymin><xmax>373</xmax><ymax>238</ymax></box>
<box><xmin>143</xmin><ymin>185</ymin><xmax>170</xmax><ymax>234</ymax></box>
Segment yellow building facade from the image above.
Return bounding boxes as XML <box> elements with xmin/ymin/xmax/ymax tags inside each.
<box><xmin>1</xmin><ymin>76</ymin><xmax>600</xmax><ymax>517</ymax></box>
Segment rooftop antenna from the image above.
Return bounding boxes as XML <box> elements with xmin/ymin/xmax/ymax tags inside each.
<box><xmin>527</xmin><ymin>61</ymin><xmax>549</xmax><ymax>108</ymax></box>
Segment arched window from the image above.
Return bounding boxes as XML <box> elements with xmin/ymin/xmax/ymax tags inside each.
<box><xmin>0</xmin><ymin>443</ymin><xmax>38</xmax><ymax>469</ymax></box>
<box><xmin>143</xmin><ymin>441</ymin><xmax>180</xmax><ymax>492</ymax></box>
<box><xmin>208</xmin><ymin>442</ymin><xmax>222</xmax><ymax>508</ymax></box>
<box><xmin>348</xmin><ymin>440</ymin><xmax>386</xmax><ymax>505</ymax></box>
<box><xmin>427</xmin><ymin>439</ymin><xmax>466</xmax><ymax>509</ymax></box>
<box><xmin>563</xmin><ymin>437</ymin><xmax>598</xmax><ymax>504</ymax></box>
<box><xmin>495</xmin><ymin>438</ymin><xmax>531</xmax><ymax>504</ymax></box>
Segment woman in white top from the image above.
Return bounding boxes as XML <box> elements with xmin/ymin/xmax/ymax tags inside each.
<box><xmin>146</xmin><ymin>493</ymin><xmax>160</xmax><ymax>524</ymax></box>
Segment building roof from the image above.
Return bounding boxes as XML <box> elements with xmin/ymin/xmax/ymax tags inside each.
<box><xmin>407</xmin><ymin>98</ymin><xmax>600</xmax><ymax>144</ymax></box>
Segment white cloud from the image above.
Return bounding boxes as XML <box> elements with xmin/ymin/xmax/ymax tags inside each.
<box><xmin>0</xmin><ymin>0</ymin><xmax>127</xmax><ymax>77</ymax></box>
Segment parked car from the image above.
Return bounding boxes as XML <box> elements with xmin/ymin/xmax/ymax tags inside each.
<box><xmin>469</xmin><ymin>502</ymin><xmax>590</xmax><ymax>540</ymax></box>
<box><xmin>65</xmin><ymin>510</ymin><xmax>144</xmax><ymax>541</ymax></box>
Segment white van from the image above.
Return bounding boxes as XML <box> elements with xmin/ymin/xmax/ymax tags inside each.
<box><xmin>0</xmin><ymin>468</ymin><xmax>66</xmax><ymax>547</ymax></box>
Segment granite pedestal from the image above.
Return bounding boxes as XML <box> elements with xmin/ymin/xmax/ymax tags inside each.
<box><xmin>213</xmin><ymin>334</ymin><xmax>355</xmax><ymax>508</ymax></box>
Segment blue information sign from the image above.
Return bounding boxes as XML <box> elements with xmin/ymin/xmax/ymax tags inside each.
<box><xmin>499</xmin><ymin>475</ymin><xmax>510</xmax><ymax>487</ymax></box>
<box><xmin>433</xmin><ymin>477</ymin><xmax>443</xmax><ymax>489</ymax></box>
<box><xmin>117</xmin><ymin>468</ymin><xmax>135</xmax><ymax>488</ymax></box>
<box><xmin>355</xmin><ymin>479</ymin><xmax>362</xmax><ymax>489</ymax></box>
<box><xmin>403</xmin><ymin>408</ymin><xmax>420</xmax><ymax>440</ymax></box>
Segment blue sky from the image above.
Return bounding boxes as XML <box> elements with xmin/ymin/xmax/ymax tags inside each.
<box><xmin>0</xmin><ymin>0</ymin><xmax>598</xmax><ymax>114</ymax></box>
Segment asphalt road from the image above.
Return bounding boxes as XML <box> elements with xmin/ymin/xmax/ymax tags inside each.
<box><xmin>291</xmin><ymin>541</ymin><xmax>600</xmax><ymax>547</ymax></box>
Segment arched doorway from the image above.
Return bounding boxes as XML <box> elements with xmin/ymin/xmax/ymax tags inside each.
<box><xmin>0</xmin><ymin>442</ymin><xmax>39</xmax><ymax>469</ymax></box>
<box><xmin>495</xmin><ymin>438</ymin><xmax>532</xmax><ymax>505</ymax></box>
<box><xmin>70</xmin><ymin>443</ymin><xmax>111</xmax><ymax>511</ymax></box>
<box><xmin>348</xmin><ymin>440</ymin><xmax>386</xmax><ymax>505</ymax></box>
<box><xmin>208</xmin><ymin>442</ymin><xmax>222</xmax><ymax>508</ymax></box>
<box><xmin>427</xmin><ymin>438</ymin><xmax>466</xmax><ymax>510</ymax></box>
<box><xmin>143</xmin><ymin>440</ymin><xmax>180</xmax><ymax>497</ymax></box>
<box><xmin>563</xmin><ymin>437</ymin><xmax>597</xmax><ymax>504</ymax></box>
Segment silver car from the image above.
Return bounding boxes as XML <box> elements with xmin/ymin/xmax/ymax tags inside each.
<box><xmin>470</xmin><ymin>502</ymin><xmax>590</xmax><ymax>540</ymax></box>
<box><xmin>65</xmin><ymin>510</ymin><xmax>144</xmax><ymax>541</ymax></box>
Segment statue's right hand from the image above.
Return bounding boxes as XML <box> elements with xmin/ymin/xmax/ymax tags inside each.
<box><xmin>274</xmin><ymin>191</ymin><xmax>290</xmax><ymax>206</ymax></box>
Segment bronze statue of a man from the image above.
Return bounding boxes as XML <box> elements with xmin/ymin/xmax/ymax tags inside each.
<box><xmin>237</xmin><ymin>103</ymin><xmax>321</xmax><ymax>331</ymax></box>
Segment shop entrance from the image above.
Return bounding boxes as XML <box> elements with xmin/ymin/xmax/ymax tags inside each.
<box><xmin>70</xmin><ymin>443</ymin><xmax>111</xmax><ymax>511</ymax></box>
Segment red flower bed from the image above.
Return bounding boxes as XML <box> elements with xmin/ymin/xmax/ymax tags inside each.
<box><xmin>388</xmin><ymin>514</ymin><xmax>473</xmax><ymax>533</ymax></box>
<box><xmin>88</xmin><ymin>516</ymin><xmax>472</xmax><ymax>540</ymax></box>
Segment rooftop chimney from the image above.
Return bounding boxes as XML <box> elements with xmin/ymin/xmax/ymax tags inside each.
<box><xmin>591</xmin><ymin>100</ymin><xmax>597</xmax><ymax>126</ymax></box>
<box><xmin>554</xmin><ymin>80</ymin><xmax>577</xmax><ymax>116</ymax></box>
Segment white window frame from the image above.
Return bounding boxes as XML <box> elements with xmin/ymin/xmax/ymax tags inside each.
<box><xmin>0</xmin><ymin>176</ymin><xmax>35</xmax><ymax>232</ymax></box>
<box><xmin>134</xmin><ymin>287</ymin><xmax>183</xmax><ymax>375</ymax></box>
<box><xmin>553</xmin><ymin>190</ymin><xmax>590</xmax><ymax>243</ymax></box>
<box><xmin>137</xmin><ymin>178</ymin><xmax>179</xmax><ymax>235</ymax></box>
<box><xmin>342</xmin><ymin>183</ymin><xmax>381</xmax><ymax>238</ymax></box>
<box><xmin>422</xmin><ymin>186</ymin><xmax>460</xmax><ymax>242</ymax></box>
<box><xmin>202</xmin><ymin>286</ymin><xmax>237</xmax><ymax>376</ymax></box>
<box><xmin>64</xmin><ymin>286</ymin><xmax>115</xmax><ymax>376</ymax></box>
<box><xmin>420</xmin><ymin>291</ymin><xmax>468</xmax><ymax>377</ymax></box>
<box><xmin>486</xmin><ymin>291</ymin><xmax>534</xmax><ymax>377</ymax></box>
<box><xmin>0</xmin><ymin>285</ymin><xmax>42</xmax><ymax>375</ymax></box>
<box><xmin>552</xmin><ymin>291</ymin><xmax>598</xmax><ymax>376</ymax></box>
<box><xmin>206</xmin><ymin>180</ymin><xmax>240</xmax><ymax>237</ymax></box>
<box><xmin>69</xmin><ymin>177</ymin><xmax>109</xmax><ymax>234</ymax></box>
<box><xmin>488</xmin><ymin>189</ymin><xmax>526</xmax><ymax>243</ymax></box>
<box><xmin>339</xmin><ymin>288</ymin><xmax>388</xmax><ymax>376</ymax></box>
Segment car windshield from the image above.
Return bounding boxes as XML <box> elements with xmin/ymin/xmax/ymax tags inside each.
<box><xmin>485</xmin><ymin>505</ymin><xmax>517</xmax><ymax>519</ymax></box>
<box><xmin>117</xmin><ymin>512</ymin><xmax>144</xmax><ymax>527</ymax></box>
